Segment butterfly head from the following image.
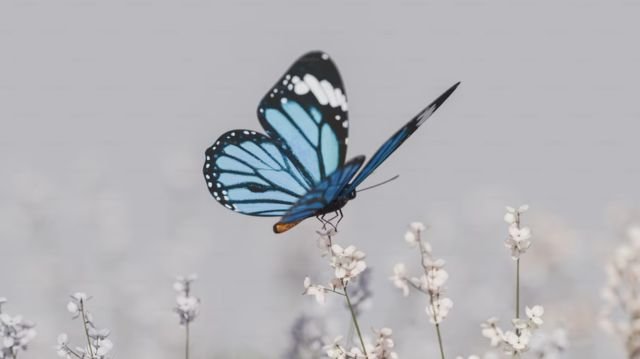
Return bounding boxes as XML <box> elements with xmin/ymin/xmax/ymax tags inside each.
<box><xmin>347</xmin><ymin>190</ymin><xmax>357</xmax><ymax>200</ymax></box>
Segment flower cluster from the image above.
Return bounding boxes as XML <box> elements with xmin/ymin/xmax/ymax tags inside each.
<box><xmin>481</xmin><ymin>306</ymin><xmax>545</xmax><ymax>356</ymax></box>
<box><xmin>504</xmin><ymin>205</ymin><xmax>532</xmax><ymax>259</ymax></box>
<box><xmin>0</xmin><ymin>298</ymin><xmax>36</xmax><ymax>359</ymax></box>
<box><xmin>56</xmin><ymin>293</ymin><xmax>113</xmax><ymax>359</ymax></box>
<box><xmin>601</xmin><ymin>225</ymin><xmax>640</xmax><ymax>356</ymax></box>
<box><xmin>304</xmin><ymin>231</ymin><xmax>367</xmax><ymax>304</ymax></box>
<box><xmin>173</xmin><ymin>274</ymin><xmax>200</xmax><ymax>326</ymax></box>
<box><xmin>324</xmin><ymin>328</ymin><xmax>398</xmax><ymax>359</ymax></box>
<box><xmin>390</xmin><ymin>222</ymin><xmax>453</xmax><ymax>324</ymax></box>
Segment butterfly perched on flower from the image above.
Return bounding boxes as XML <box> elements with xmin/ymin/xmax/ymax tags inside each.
<box><xmin>203</xmin><ymin>51</ymin><xmax>459</xmax><ymax>233</ymax></box>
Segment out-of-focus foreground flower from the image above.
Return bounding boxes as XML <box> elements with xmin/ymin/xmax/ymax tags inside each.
<box><xmin>602</xmin><ymin>225</ymin><xmax>640</xmax><ymax>358</ymax></box>
<box><xmin>0</xmin><ymin>297</ymin><xmax>36</xmax><ymax>359</ymax></box>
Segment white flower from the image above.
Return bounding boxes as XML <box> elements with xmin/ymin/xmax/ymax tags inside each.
<box><xmin>390</xmin><ymin>263</ymin><xmax>410</xmax><ymax>297</ymax></box>
<box><xmin>302</xmin><ymin>277</ymin><xmax>326</xmax><ymax>304</ymax></box>
<box><xmin>504</xmin><ymin>326</ymin><xmax>532</xmax><ymax>354</ymax></box>
<box><xmin>509</xmin><ymin>225</ymin><xmax>532</xmax><ymax>242</ymax></box>
<box><xmin>404</xmin><ymin>231</ymin><xmax>418</xmax><ymax>247</ymax></box>
<box><xmin>425</xmin><ymin>267</ymin><xmax>449</xmax><ymax>292</ymax></box>
<box><xmin>410</xmin><ymin>222</ymin><xmax>426</xmax><ymax>232</ymax></box>
<box><xmin>95</xmin><ymin>338</ymin><xmax>113</xmax><ymax>356</ymax></box>
<box><xmin>0</xmin><ymin>300</ymin><xmax>37</xmax><ymax>358</ymax></box>
<box><xmin>71</xmin><ymin>292</ymin><xmax>88</xmax><ymax>302</ymax></box>
<box><xmin>525</xmin><ymin>305</ymin><xmax>544</xmax><ymax>327</ymax></box>
<box><xmin>426</xmin><ymin>297</ymin><xmax>453</xmax><ymax>324</ymax></box>
<box><xmin>370</xmin><ymin>327</ymin><xmax>399</xmax><ymax>359</ymax></box>
<box><xmin>66</xmin><ymin>302</ymin><xmax>79</xmax><ymax>317</ymax></box>
<box><xmin>405</xmin><ymin>222</ymin><xmax>426</xmax><ymax>248</ymax></box>
<box><xmin>505</xmin><ymin>224</ymin><xmax>533</xmax><ymax>259</ymax></box>
<box><xmin>481</xmin><ymin>317</ymin><xmax>504</xmax><ymax>347</ymax></box>
<box><xmin>504</xmin><ymin>212</ymin><xmax>517</xmax><ymax>224</ymax></box>
<box><xmin>330</xmin><ymin>245</ymin><xmax>367</xmax><ymax>282</ymax></box>
<box><xmin>173</xmin><ymin>274</ymin><xmax>200</xmax><ymax>325</ymax></box>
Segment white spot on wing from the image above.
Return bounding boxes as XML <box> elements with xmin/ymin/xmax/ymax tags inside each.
<box><xmin>320</xmin><ymin>79</ymin><xmax>338</xmax><ymax>107</ymax></box>
<box><xmin>416</xmin><ymin>106</ymin><xmax>436</xmax><ymax>127</ymax></box>
<box><xmin>303</xmin><ymin>74</ymin><xmax>329</xmax><ymax>105</ymax></box>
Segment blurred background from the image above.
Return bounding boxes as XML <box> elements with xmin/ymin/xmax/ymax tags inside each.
<box><xmin>1</xmin><ymin>0</ymin><xmax>639</xmax><ymax>358</ymax></box>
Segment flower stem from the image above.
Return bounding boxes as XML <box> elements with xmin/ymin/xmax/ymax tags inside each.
<box><xmin>435</xmin><ymin>323</ymin><xmax>446</xmax><ymax>359</ymax></box>
<box><xmin>185</xmin><ymin>322</ymin><xmax>190</xmax><ymax>359</ymax></box>
<box><xmin>80</xmin><ymin>299</ymin><xmax>94</xmax><ymax>358</ymax></box>
<box><xmin>344</xmin><ymin>285</ymin><xmax>368</xmax><ymax>358</ymax></box>
<box><xmin>428</xmin><ymin>294</ymin><xmax>446</xmax><ymax>359</ymax></box>
<box><xmin>516</xmin><ymin>258</ymin><xmax>520</xmax><ymax>319</ymax></box>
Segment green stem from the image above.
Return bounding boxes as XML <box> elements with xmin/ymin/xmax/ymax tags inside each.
<box><xmin>80</xmin><ymin>300</ymin><xmax>94</xmax><ymax>358</ymax></box>
<box><xmin>429</xmin><ymin>295</ymin><xmax>446</xmax><ymax>359</ymax></box>
<box><xmin>344</xmin><ymin>285</ymin><xmax>368</xmax><ymax>358</ymax></box>
<box><xmin>516</xmin><ymin>258</ymin><xmax>520</xmax><ymax>319</ymax></box>
<box><xmin>185</xmin><ymin>322</ymin><xmax>190</xmax><ymax>359</ymax></box>
<box><xmin>435</xmin><ymin>323</ymin><xmax>446</xmax><ymax>359</ymax></box>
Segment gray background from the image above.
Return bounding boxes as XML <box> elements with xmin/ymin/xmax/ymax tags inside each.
<box><xmin>1</xmin><ymin>0</ymin><xmax>639</xmax><ymax>358</ymax></box>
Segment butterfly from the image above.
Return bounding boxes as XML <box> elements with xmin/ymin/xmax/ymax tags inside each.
<box><xmin>203</xmin><ymin>51</ymin><xmax>459</xmax><ymax>233</ymax></box>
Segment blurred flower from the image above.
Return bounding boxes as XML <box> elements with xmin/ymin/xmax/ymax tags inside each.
<box><xmin>426</xmin><ymin>297</ymin><xmax>453</xmax><ymax>324</ymax></box>
<box><xmin>324</xmin><ymin>336</ymin><xmax>366</xmax><ymax>359</ymax></box>
<box><xmin>0</xmin><ymin>299</ymin><xmax>36</xmax><ymax>359</ymax></box>
<box><xmin>601</xmin><ymin>223</ymin><xmax>640</xmax><ymax>357</ymax></box>
<box><xmin>173</xmin><ymin>274</ymin><xmax>200</xmax><ymax>326</ymax></box>
<box><xmin>390</xmin><ymin>264</ymin><xmax>410</xmax><ymax>297</ymax></box>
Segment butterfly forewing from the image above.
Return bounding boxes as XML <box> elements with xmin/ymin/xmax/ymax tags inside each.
<box><xmin>343</xmin><ymin>82</ymin><xmax>460</xmax><ymax>194</ymax></box>
<box><xmin>257</xmin><ymin>51</ymin><xmax>349</xmax><ymax>185</ymax></box>
<box><xmin>203</xmin><ymin>130</ymin><xmax>311</xmax><ymax>216</ymax></box>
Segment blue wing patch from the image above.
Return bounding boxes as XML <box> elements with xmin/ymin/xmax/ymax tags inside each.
<box><xmin>204</xmin><ymin>130</ymin><xmax>312</xmax><ymax>216</ymax></box>
<box><xmin>274</xmin><ymin>156</ymin><xmax>365</xmax><ymax>232</ymax></box>
<box><xmin>343</xmin><ymin>82</ymin><xmax>460</xmax><ymax>194</ymax></box>
<box><xmin>257</xmin><ymin>52</ymin><xmax>349</xmax><ymax>184</ymax></box>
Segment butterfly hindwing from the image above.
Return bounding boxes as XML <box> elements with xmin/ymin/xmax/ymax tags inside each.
<box><xmin>274</xmin><ymin>155</ymin><xmax>366</xmax><ymax>232</ymax></box>
<box><xmin>257</xmin><ymin>51</ymin><xmax>349</xmax><ymax>185</ymax></box>
<box><xmin>343</xmin><ymin>82</ymin><xmax>460</xmax><ymax>193</ymax></box>
<box><xmin>203</xmin><ymin>129</ymin><xmax>313</xmax><ymax>217</ymax></box>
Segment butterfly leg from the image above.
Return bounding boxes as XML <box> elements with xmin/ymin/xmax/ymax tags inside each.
<box><xmin>336</xmin><ymin>209</ymin><xmax>344</xmax><ymax>229</ymax></box>
<box><xmin>317</xmin><ymin>214</ymin><xmax>329</xmax><ymax>231</ymax></box>
<box><xmin>321</xmin><ymin>212</ymin><xmax>340</xmax><ymax>232</ymax></box>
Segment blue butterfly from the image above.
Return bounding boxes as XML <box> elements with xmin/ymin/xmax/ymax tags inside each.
<box><xmin>203</xmin><ymin>51</ymin><xmax>459</xmax><ymax>233</ymax></box>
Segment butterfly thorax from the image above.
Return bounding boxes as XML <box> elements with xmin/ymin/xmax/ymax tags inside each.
<box><xmin>316</xmin><ymin>190</ymin><xmax>356</xmax><ymax>215</ymax></box>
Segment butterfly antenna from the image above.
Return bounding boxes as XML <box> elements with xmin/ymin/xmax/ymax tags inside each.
<box><xmin>356</xmin><ymin>175</ymin><xmax>400</xmax><ymax>193</ymax></box>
